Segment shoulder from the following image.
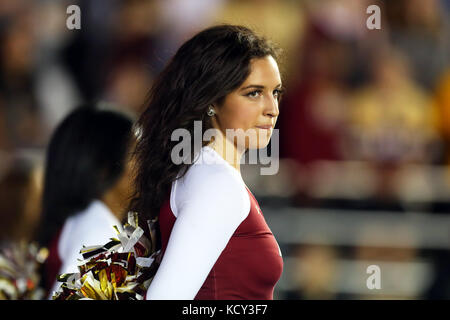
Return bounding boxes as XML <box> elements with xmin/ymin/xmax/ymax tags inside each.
<box><xmin>67</xmin><ymin>201</ymin><xmax>119</xmax><ymax>233</ymax></box>
<box><xmin>58</xmin><ymin>201</ymin><xmax>119</xmax><ymax>259</ymax></box>
<box><xmin>170</xmin><ymin>151</ymin><xmax>250</xmax><ymax>223</ymax></box>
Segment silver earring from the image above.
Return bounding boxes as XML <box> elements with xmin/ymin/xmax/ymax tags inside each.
<box><xmin>207</xmin><ymin>105</ymin><xmax>215</xmax><ymax>117</ymax></box>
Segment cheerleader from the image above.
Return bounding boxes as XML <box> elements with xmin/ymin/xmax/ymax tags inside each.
<box><xmin>37</xmin><ymin>106</ymin><xmax>135</xmax><ymax>298</ymax></box>
<box><xmin>131</xmin><ymin>24</ymin><xmax>285</xmax><ymax>300</ymax></box>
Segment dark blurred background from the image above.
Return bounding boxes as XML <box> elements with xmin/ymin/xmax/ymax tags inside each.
<box><xmin>1</xmin><ymin>0</ymin><xmax>450</xmax><ymax>299</ymax></box>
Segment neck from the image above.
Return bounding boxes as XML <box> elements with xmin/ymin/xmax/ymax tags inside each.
<box><xmin>101</xmin><ymin>190</ymin><xmax>127</xmax><ymax>222</ymax></box>
<box><xmin>208</xmin><ymin>130</ymin><xmax>245</xmax><ymax>174</ymax></box>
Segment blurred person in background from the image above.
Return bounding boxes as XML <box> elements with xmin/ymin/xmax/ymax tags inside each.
<box><xmin>98</xmin><ymin>0</ymin><xmax>161</xmax><ymax>117</ymax></box>
<box><xmin>102</xmin><ymin>60</ymin><xmax>154</xmax><ymax>117</ymax></box>
<box><xmin>0</xmin><ymin>3</ymin><xmax>46</xmax><ymax>149</ymax></box>
<box><xmin>212</xmin><ymin>0</ymin><xmax>305</xmax><ymax>81</ymax></box>
<box><xmin>0</xmin><ymin>0</ymin><xmax>80</xmax><ymax>149</ymax></box>
<box><xmin>64</xmin><ymin>0</ymin><xmax>161</xmax><ymax>118</ymax></box>
<box><xmin>353</xmin><ymin>225</ymin><xmax>422</xmax><ymax>299</ymax></box>
<box><xmin>0</xmin><ymin>158</ymin><xmax>42</xmax><ymax>244</ymax></box>
<box><xmin>283</xmin><ymin>244</ymin><xmax>339</xmax><ymax>300</ymax></box>
<box><xmin>347</xmin><ymin>47</ymin><xmax>441</xmax><ymax>200</ymax></box>
<box><xmin>348</xmin><ymin>48</ymin><xmax>438</xmax><ymax>164</ymax></box>
<box><xmin>153</xmin><ymin>0</ymin><xmax>225</xmax><ymax>72</ymax></box>
<box><xmin>0</xmin><ymin>156</ymin><xmax>46</xmax><ymax>300</ymax></box>
<box><xmin>36</xmin><ymin>106</ymin><xmax>135</xmax><ymax>298</ymax></box>
<box><xmin>276</xmin><ymin>7</ymin><xmax>356</xmax><ymax>200</ymax></box>
<box><xmin>384</xmin><ymin>0</ymin><xmax>450</xmax><ymax>91</ymax></box>
<box><xmin>433</xmin><ymin>70</ymin><xmax>450</xmax><ymax>166</ymax></box>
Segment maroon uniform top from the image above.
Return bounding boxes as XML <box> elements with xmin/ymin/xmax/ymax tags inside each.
<box><xmin>158</xmin><ymin>186</ymin><xmax>283</xmax><ymax>300</ymax></box>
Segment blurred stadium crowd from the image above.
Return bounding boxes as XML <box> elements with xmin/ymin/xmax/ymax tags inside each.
<box><xmin>1</xmin><ymin>0</ymin><xmax>450</xmax><ymax>299</ymax></box>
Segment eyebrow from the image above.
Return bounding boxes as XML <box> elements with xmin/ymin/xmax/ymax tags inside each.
<box><xmin>240</xmin><ymin>83</ymin><xmax>283</xmax><ymax>91</ymax></box>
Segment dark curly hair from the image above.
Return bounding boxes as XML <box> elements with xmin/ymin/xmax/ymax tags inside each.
<box><xmin>130</xmin><ymin>24</ymin><xmax>282</xmax><ymax>226</ymax></box>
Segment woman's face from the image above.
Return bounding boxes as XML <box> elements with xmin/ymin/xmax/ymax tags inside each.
<box><xmin>212</xmin><ymin>55</ymin><xmax>282</xmax><ymax>150</ymax></box>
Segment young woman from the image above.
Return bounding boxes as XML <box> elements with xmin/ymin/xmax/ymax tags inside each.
<box><xmin>132</xmin><ymin>24</ymin><xmax>285</xmax><ymax>300</ymax></box>
<box><xmin>37</xmin><ymin>106</ymin><xmax>135</xmax><ymax>298</ymax></box>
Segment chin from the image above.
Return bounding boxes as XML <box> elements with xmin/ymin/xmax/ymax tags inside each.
<box><xmin>234</xmin><ymin>128</ymin><xmax>273</xmax><ymax>150</ymax></box>
<box><xmin>247</xmin><ymin>137</ymin><xmax>271</xmax><ymax>149</ymax></box>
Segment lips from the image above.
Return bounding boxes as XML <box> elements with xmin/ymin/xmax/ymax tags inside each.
<box><xmin>255</xmin><ymin>125</ymin><xmax>273</xmax><ymax>130</ymax></box>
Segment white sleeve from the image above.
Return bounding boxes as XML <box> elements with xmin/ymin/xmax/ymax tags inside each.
<box><xmin>146</xmin><ymin>166</ymin><xmax>250</xmax><ymax>300</ymax></box>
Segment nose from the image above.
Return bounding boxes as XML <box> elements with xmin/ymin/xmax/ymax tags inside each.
<box><xmin>264</xmin><ymin>95</ymin><xmax>279</xmax><ymax>118</ymax></box>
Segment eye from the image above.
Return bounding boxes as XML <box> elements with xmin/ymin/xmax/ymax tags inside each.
<box><xmin>273</xmin><ymin>88</ymin><xmax>285</xmax><ymax>101</ymax></box>
<box><xmin>246</xmin><ymin>90</ymin><xmax>262</xmax><ymax>98</ymax></box>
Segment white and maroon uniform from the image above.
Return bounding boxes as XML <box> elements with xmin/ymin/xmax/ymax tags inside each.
<box><xmin>146</xmin><ymin>145</ymin><xmax>283</xmax><ymax>300</ymax></box>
